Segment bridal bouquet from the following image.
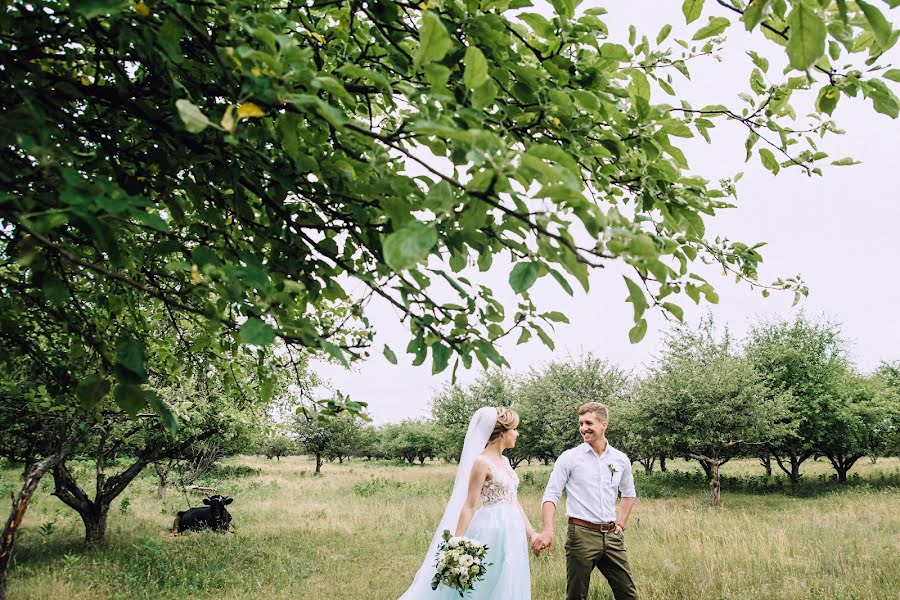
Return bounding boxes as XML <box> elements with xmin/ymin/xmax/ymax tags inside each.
<box><xmin>431</xmin><ymin>529</ymin><xmax>490</xmax><ymax>597</ymax></box>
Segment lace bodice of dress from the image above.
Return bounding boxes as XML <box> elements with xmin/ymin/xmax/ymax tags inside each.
<box><xmin>479</xmin><ymin>457</ymin><xmax>519</xmax><ymax>507</ymax></box>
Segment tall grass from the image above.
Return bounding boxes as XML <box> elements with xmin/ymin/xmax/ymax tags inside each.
<box><xmin>3</xmin><ymin>457</ymin><xmax>899</xmax><ymax>599</ymax></box>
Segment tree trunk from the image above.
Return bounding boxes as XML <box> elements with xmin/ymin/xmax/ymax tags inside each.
<box><xmin>80</xmin><ymin>504</ymin><xmax>110</xmax><ymax>547</ymax></box>
<box><xmin>0</xmin><ymin>430</ymin><xmax>79</xmax><ymax>599</ymax></box>
<box><xmin>774</xmin><ymin>454</ymin><xmax>805</xmax><ymax>494</ymax></box>
<box><xmin>708</xmin><ymin>461</ymin><xmax>721</xmax><ymax>508</ymax></box>
<box><xmin>759</xmin><ymin>454</ymin><xmax>772</xmax><ymax>478</ymax></box>
<box><xmin>1</xmin><ymin>458</ymin><xmax>55</xmax><ymax>599</ymax></box>
<box><xmin>154</xmin><ymin>461</ymin><xmax>170</xmax><ymax>499</ymax></box>
<box><xmin>658</xmin><ymin>455</ymin><xmax>667</xmax><ymax>472</ymax></box>
<box><xmin>53</xmin><ymin>446</ymin><xmax>159</xmax><ymax>546</ymax></box>
<box><xmin>315</xmin><ymin>452</ymin><xmax>322</xmax><ymax>473</ymax></box>
<box><xmin>790</xmin><ymin>459</ymin><xmax>801</xmax><ymax>493</ymax></box>
<box><xmin>869</xmin><ymin>456</ymin><xmax>878</xmax><ymax>465</ymax></box>
<box><xmin>638</xmin><ymin>457</ymin><xmax>655</xmax><ymax>476</ymax></box>
<box><xmin>825</xmin><ymin>452</ymin><xmax>861</xmax><ymax>483</ymax></box>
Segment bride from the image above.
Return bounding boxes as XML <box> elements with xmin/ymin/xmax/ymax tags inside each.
<box><xmin>399</xmin><ymin>407</ymin><xmax>536</xmax><ymax>599</ymax></box>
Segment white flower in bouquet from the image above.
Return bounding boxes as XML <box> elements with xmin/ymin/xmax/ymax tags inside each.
<box><xmin>431</xmin><ymin>530</ymin><xmax>492</xmax><ymax>597</ymax></box>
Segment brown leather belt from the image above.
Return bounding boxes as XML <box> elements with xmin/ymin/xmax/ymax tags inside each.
<box><xmin>568</xmin><ymin>517</ymin><xmax>617</xmax><ymax>532</ymax></box>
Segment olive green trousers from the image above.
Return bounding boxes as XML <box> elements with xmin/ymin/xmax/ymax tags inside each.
<box><xmin>565</xmin><ymin>522</ymin><xmax>638</xmax><ymax>600</ymax></box>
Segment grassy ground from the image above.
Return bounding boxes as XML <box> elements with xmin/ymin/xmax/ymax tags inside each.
<box><xmin>3</xmin><ymin>456</ymin><xmax>899</xmax><ymax>600</ymax></box>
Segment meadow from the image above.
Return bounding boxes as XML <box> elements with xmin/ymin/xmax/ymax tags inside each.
<box><xmin>3</xmin><ymin>456</ymin><xmax>899</xmax><ymax>600</ymax></box>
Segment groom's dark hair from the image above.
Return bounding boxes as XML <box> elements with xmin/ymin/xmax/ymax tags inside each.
<box><xmin>578</xmin><ymin>402</ymin><xmax>609</xmax><ymax>422</ymax></box>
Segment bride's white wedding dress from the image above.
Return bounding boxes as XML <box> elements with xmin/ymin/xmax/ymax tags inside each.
<box><xmin>399</xmin><ymin>408</ymin><xmax>531</xmax><ymax>600</ymax></box>
<box><xmin>432</xmin><ymin>456</ymin><xmax>531</xmax><ymax>599</ymax></box>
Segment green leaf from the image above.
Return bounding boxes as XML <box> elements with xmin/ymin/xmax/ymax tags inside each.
<box><xmin>415</xmin><ymin>11</ymin><xmax>451</xmax><ymax>68</ymax></box>
<box><xmin>836</xmin><ymin>0</ymin><xmax>848</xmax><ymax>23</ymax></box>
<box><xmin>628</xmin><ymin>319</ymin><xmax>648</xmax><ymax>344</ymax></box>
<box><xmin>426</xmin><ymin>181</ymin><xmax>455</xmax><ymax>213</ymax></box>
<box><xmin>115</xmin><ymin>336</ymin><xmax>147</xmax><ymax>385</ymax></box>
<box><xmin>742</xmin><ymin>0</ymin><xmax>767</xmax><ymax>31</ymax></box>
<box><xmin>864</xmin><ymin>79</ymin><xmax>900</xmax><ymax>118</ymax></box>
<box><xmin>260</xmin><ymin>377</ymin><xmax>275</xmax><ymax>403</ymax></box>
<box><xmin>431</xmin><ymin>342</ymin><xmax>450</xmax><ymax>374</ymax></box>
<box><xmin>472</xmin><ymin>79</ymin><xmax>498</xmax><ymax>109</ymax></box>
<box><xmin>599</xmin><ymin>43</ymin><xmax>629</xmax><ymax>60</ymax></box>
<box><xmin>175</xmin><ymin>99</ymin><xmax>213</xmax><ymax>134</ymax></box>
<box><xmin>759</xmin><ymin>148</ymin><xmax>780</xmax><ymax>174</ymax></box>
<box><xmin>549</xmin><ymin>0</ymin><xmax>576</xmax><ymax>19</ymax></box>
<box><xmin>657</xmin><ymin>24</ymin><xmax>672</xmax><ymax>44</ymax></box>
<box><xmin>320</xmin><ymin>340</ymin><xmax>350</xmax><ymax>368</ymax></box>
<box><xmin>383</xmin><ymin>221</ymin><xmax>438</xmax><ymax>271</ymax></box>
<box><xmin>509</xmin><ymin>262</ymin><xmax>540</xmax><ymax>294</ymax></box>
<box><xmin>682</xmin><ymin>0</ymin><xmax>704</xmax><ymax>24</ymax></box>
<box><xmin>517</xmin><ymin>328</ymin><xmax>532</xmax><ymax>344</ymax></box>
<box><xmin>857</xmin><ymin>0</ymin><xmax>893</xmax><ymax>48</ymax></box>
<box><xmin>239</xmin><ymin>318</ymin><xmax>276</xmax><ymax>346</ymax></box>
<box><xmin>548</xmin><ymin>268</ymin><xmax>574</xmax><ymax>296</ymax></box>
<box><xmin>624</xmin><ymin>276</ymin><xmax>649</xmax><ymax>320</ymax></box>
<box><xmin>543</xmin><ymin>311</ymin><xmax>570</xmax><ymax>324</ymax></box>
<box><xmin>662</xmin><ymin>302</ymin><xmax>684</xmax><ymax>321</ymax></box>
<box><xmin>692</xmin><ymin>16</ymin><xmax>730</xmax><ymax>40</ymax></box>
<box><xmin>628</xmin><ymin>232</ymin><xmax>658</xmax><ymax>257</ymax></box>
<box><xmin>114</xmin><ymin>384</ymin><xmax>147</xmax><ymax>417</ymax></box>
<box><xmin>76</xmin><ymin>374</ymin><xmax>111</xmax><ymax>409</ymax></box>
<box><xmin>786</xmin><ymin>2</ymin><xmax>826</xmax><ymax>71</ymax></box>
<box><xmin>885</xmin><ymin>69</ymin><xmax>900</xmax><ymax>83</ymax></box>
<box><xmin>42</xmin><ymin>277</ymin><xmax>69</xmax><ymax>307</ymax></box>
<box><xmin>831</xmin><ymin>157</ymin><xmax>861</xmax><ymax>166</ymax></box>
<box><xmin>147</xmin><ymin>391</ymin><xmax>179</xmax><ymax>435</ymax></box>
<box><xmin>463</xmin><ymin>46</ymin><xmax>489</xmax><ymax>90</ymax></box>
<box><xmin>383</xmin><ymin>344</ymin><xmax>398</xmax><ymax>364</ymax></box>
<box><xmin>73</xmin><ymin>0</ymin><xmax>127</xmax><ymax>19</ymax></box>
<box><xmin>816</xmin><ymin>84</ymin><xmax>840</xmax><ymax>116</ymax></box>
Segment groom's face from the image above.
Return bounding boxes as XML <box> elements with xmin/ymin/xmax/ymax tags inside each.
<box><xmin>578</xmin><ymin>413</ymin><xmax>608</xmax><ymax>444</ymax></box>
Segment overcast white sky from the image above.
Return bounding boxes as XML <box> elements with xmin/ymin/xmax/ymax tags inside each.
<box><xmin>314</xmin><ymin>1</ymin><xmax>900</xmax><ymax>424</ymax></box>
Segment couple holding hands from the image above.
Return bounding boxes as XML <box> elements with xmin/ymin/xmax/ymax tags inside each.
<box><xmin>400</xmin><ymin>402</ymin><xmax>639</xmax><ymax>600</ymax></box>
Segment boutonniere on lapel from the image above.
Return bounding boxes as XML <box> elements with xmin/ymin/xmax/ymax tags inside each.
<box><xmin>607</xmin><ymin>464</ymin><xmax>618</xmax><ymax>478</ymax></box>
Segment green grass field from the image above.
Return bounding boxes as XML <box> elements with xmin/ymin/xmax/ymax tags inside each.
<box><xmin>3</xmin><ymin>456</ymin><xmax>899</xmax><ymax>600</ymax></box>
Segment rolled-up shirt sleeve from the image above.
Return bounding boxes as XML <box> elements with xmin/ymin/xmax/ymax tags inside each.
<box><xmin>618</xmin><ymin>459</ymin><xmax>637</xmax><ymax>498</ymax></box>
<box><xmin>541</xmin><ymin>452</ymin><xmax>570</xmax><ymax>506</ymax></box>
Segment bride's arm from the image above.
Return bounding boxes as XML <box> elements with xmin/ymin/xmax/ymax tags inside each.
<box><xmin>454</xmin><ymin>459</ymin><xmax>489</xmax><ymax>537</ymax></box>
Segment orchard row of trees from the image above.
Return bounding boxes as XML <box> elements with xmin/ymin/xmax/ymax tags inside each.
<box><xmin>285</xmin><ymin>316</ymin><xmax>899</xmax><ymax>507</ymax></box>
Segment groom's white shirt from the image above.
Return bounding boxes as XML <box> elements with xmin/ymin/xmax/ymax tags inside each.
<box><xmin>541</xmin><ymin>442</ymin><xmax>636</xmax><ymax>524</ymax></box>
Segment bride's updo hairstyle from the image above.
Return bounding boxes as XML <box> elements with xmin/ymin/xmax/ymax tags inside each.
<box><xmin>488</xmin><ymin>407</ymin><xmax>520</xmax><ymax>444</ymax></box>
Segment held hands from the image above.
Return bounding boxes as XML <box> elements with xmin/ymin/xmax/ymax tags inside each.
<box><xmin>530</xmin><ymin>531</ymin><xmax>553</xmax><ymax>557</ymax></box>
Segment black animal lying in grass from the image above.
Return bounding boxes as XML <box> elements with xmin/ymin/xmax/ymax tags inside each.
<box><xmin>173</xmin><ymin>495</ymin><xmax>233</xmax><ymax>533</ymax></box>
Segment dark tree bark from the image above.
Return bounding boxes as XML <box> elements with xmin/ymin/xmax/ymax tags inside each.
<box><xmin>637</xmin><ymin>456</ymin><xmax>656</xmax><ymax>475</ymax></box>
<box><xmin>759</xmin><ymin>454</ymin><xmax>773</xmax><ymax>477</ymax></box>
<box><xmin>774</xmin><ymin>452</ymin><xmax>812</xmax><ymax>494</ymax></box>
<box><xmin>154</xmin><ymin>460</ymin><xmax>172</xmax><ymax>499</ymax></box>
<box><xmin>315</xmin><ymin>452</ymin><xmax>323</xmax><ymax>473</ymax></box>
<box><xmin>689</xmin><ymin>453</ymin><xmax>723</xmax><ymax>508</ymax></box>
<box><xmin>824</xmin><ymin>451</ymin><xmax>863</xmax><ymax>483</ymax></box>
<box><xmin>659</xmin><ymin>455</ymin><xmax>667</xmax><ymax>472</ymax></box>
<box><xmin>708</xmin><ymin>461</ymin><xmax>721</xmax><ymax>508</ymax></box>
<box><xmin>0</xmin><ymin>430</ymin><xmax>80</xmax><ymax>600</ymax></box>
<box><xmin>53</xmin><ymin>446</ymin><xmax>160</xmax><ymax>546</ymax></box>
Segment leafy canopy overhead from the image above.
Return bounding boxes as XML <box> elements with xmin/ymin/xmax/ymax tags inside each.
<box><xmin>2</xmin><ymin>0</ymin><xmax>898</xmax><ymax>400</ymax></box>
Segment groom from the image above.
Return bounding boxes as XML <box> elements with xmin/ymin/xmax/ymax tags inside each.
<box><xmin>533</xmin><ymin>402</ymin><xmax>638</xmax><ymax>600</ymax></box>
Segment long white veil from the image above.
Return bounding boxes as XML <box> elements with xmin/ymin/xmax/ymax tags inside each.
<box><xmin>398</xmin><ymin>406</ymin><xmax>497</xmax><ymax>599</ymax></box>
